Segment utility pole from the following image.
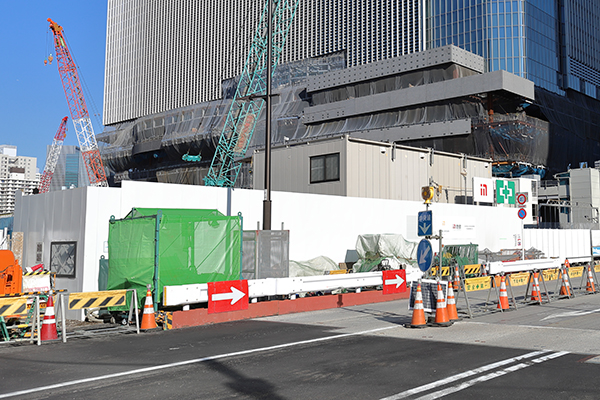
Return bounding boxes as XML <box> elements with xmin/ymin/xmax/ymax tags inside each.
<box><xmin>263</xmin><ymin>0</ymin><xmax>273</xmax><ymax>230</ymax></box>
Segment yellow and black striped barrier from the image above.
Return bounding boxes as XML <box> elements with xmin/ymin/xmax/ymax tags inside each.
<box><xmin>0</xmin><ymin>296</ymin><xmax>29</xmax><ymax>317</ymax></box>
<box><xmin>463</xmin><ymin>264</ymin><xmax>481</xmax><ymax>275</ymax></box>
<box><xmin>67</xmin><ymin>289</ymin><xmax>139</xmax><ymax>335</ymax></box>
<box><xmin>68</xmin><ymin>290</ymin><xmax>128</xmax><ymax>310</ymax></box>
<box><xmin>429</xmin><ymin>266</ymin><xmax>451</xmax><ymax>276</ymax></box>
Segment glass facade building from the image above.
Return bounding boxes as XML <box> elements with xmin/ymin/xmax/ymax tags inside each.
<box><xmin>426</xmin><ymin>0</ymin><xmax>600</xmax><ymax>98</ymax></box>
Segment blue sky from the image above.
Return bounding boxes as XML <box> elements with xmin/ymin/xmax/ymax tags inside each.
<box><xmin>1</xmin><ymin>1</ymin><xmax>107</xmax><ymax>170</ymax></box>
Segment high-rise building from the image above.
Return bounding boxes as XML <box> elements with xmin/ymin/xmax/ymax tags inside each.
<box><xmin>0</xmin><ymin>146</ymin><xmax>38</xmax><ymax>215</ymax></box>
<box><xmin>46</xmin><ymin>146</ymin><xmax>90</xmax><ymax>192</ymax></box>
<box><xmin>100</xmin><ymin>0</ymin><xmax>600</xmax><ymax>183</ymax></box>
<box><xmin>103</xmin><ymin>0</ymin><xmax>424</xmax><ymax>125</ymax></box>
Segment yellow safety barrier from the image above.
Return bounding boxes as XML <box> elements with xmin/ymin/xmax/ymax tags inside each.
<box><xmin>543</xmin><ymin>268</ymin><xmax>560</xmax><ymax>282</ymax></box>
<box><xmin>464</xmin><ymin>264</ymin><xmax>481</xmax><ymax>275</ymax></box>
<box><xmin>595</xmin><ymin>264</ymin><xmax>600</xmax><ymax>273</ymax></box>
<box><xmin>568</xmin><ymin>266</ymin><xmax>584</xmax><ymax>279</ymax></box>
<box><xmin>464</xmin><ymin>276</ymin><xmax>491</xmax><ymax>292</ymax></box>
<box><xmin>68</xmin><ymin>290</ymin><xmax>127</xmax><ymax>310</ymax></box>
<box><xmin>509</xmin><ymin>272</ymin><xmax>530</xmax><ymax>287</ymax></box>
<box><xmin>0</xmin><ymin>296</ymin><xmax>29</xmax><ymax>317</ymax></box>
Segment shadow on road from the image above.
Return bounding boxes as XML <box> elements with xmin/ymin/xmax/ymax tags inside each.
<box><xmin>204</xmin><ymin>359</ymin><xmax>287</xmax><ymax>400</ymax></box>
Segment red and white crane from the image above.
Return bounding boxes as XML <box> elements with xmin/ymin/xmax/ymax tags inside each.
<box><xmin>47</xmin><ymin>18</ymin><xmax>108</xmax><ymax>187</ymax></box>
<box><xmin>38</xmin><ymin>116</ymin><xmax>68</xmax><ymax>194</ymax></box>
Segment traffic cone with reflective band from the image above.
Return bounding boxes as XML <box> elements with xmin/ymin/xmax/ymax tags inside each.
<box><xmin>41</xmin><ymin>295</ymin><xmax>58</xmax><ymax>341</ymax></box>
<box><xmin>446</xmin><ymin>283</ymin><xmax>459</xmax><ymax>321</ymax></box>
<box><xmin>559</xmin><ymin>265</ymin><xmax>572</xmax><ymax>298</ymax></box>
<box><xmin>433</xmin><ymin>282</ymin><xmax>452</xmax><ymax>326</ymax></box>
<box><xmin>141</xmin><ymin>284</ymin><xmax>157</xmax><ymax>330</ymax></box>
<box><xmin>453</xmin><ymin>267</ymin><xmax>461</xmax><ymax>291</ymax></box>
<box><xmin>406</xmin><ymin>283</ymin><xmax>427</xmax><ymax>328</ymax></box>
<box><xmin>530</xmin><ymin>272</ymin><xmax>541</xmax><ymax>303</ymax></box>
<box><xmin>497</xmin><ymin>276</ymin><xmax>510</xmax><ymax>310</ymax></box>
<box><xmin>586</xmin><ymin>265</ymin><xmax>596</xmax><ymax>294</ymax></box>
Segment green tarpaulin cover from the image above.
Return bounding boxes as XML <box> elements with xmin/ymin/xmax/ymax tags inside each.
<box><xmin>107</xmin><ymin>208</ymin><xmax>242</xmax><ymax>307</ymax></box>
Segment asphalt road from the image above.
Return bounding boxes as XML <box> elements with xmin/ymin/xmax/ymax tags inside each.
<box><xmin>2</xmin><ymin>289</ymin><xmax>600</xmax><ymax>399</ymax></box>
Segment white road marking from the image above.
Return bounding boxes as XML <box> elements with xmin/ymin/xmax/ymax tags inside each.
<box><xmin>379</xmin><ymin>350</ymin><xmax>552</xmax><ymax>400</ymax></box>
<box><xmin>0</xmin><ymin>326</ymin><xmax>395</xmax><ymax>399</ymax></box>
<box><xmin>414</xmin><ymin>351</ymin><xmax>569</xmax><ymax>399</ymax></box>
<box><xmin>541</xmin><ymin>308</ymin><xmax>600</xmax><ymax>321</ymax></box>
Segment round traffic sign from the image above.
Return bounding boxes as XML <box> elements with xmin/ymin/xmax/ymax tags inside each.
<box><xmin>518</xmin><ymin>208</ymin><xmax>527</xmax><ymax>219</ymax></box>
<box><xmin>416</xmin><ymin>239</ymin><xmax>433</xmax><ymax>272</ymax></box>
<box><xmin>516</xmin><ymin>193</ymin><xmax>527</xmax><ymax>205</ymax></box>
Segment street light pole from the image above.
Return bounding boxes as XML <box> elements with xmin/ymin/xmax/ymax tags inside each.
<box><xmin>263</xmin><ymin>0</ymin><xmax>273</xmax><ymax>230</ymax></box>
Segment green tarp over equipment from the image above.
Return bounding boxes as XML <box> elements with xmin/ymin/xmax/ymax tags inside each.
<box><xmin>107</xmin><ymin>208</ymin><xmax>242</xmax><ymax>307</ymax></box>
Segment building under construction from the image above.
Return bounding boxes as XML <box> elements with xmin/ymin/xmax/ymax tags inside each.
<box><xmin>98</xmin><ymin>45</ymin><xmax>547</xmax><ymax>192</ymax></box>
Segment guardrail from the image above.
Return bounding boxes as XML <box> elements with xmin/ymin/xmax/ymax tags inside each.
<box><xmin>163</xmin><ymin>271</ymin><xmax>385</xmax><ymax>307</ymax></box>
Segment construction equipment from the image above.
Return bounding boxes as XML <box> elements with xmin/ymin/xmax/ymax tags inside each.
<box><xmin>0</xmin><ymin>250</ymin><xmax>22</xmax><ymax>296</ymax></box>
<box><xmin>38</xmin><ymin>116</ymin><xmax>68</xmax><ymax>194</ymax></box>
<box><xmin>47</xmin><ymin>18</ymin><xmax>108</xmax><ymax>188</ymax></box>
<box><xmin>204</xmin><ymin>0</ymin><xmax>300</xmax><ymax>187</ymax></box>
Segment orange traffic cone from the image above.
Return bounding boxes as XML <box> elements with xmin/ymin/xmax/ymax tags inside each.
<box><xmin>41</xmin><ymin>295</ymin><xmax>58</xmax><ymax>341</ymax></box>
<box><xmin>497</xmin><ymin>276</ymin><xmax>510</xmax><ymax>310</ymax></box>
<box><xmin>141</xmin><ymin>284</ymin><xmax>157</xmax><ymax>330</ymax></box>
<box><xmin>453</xmin><ymin>267</ymin><xmax>461</xmax><ymax>291</ymax></box>
<box><xmin>559</xmin><ymin>266</ymin><xmax>572</xmax><ymax>298</ymax></box>
<box><xmin>406</xmin><ymin>283</ymin><xmax>427</xmax><ymax>328</ymax></box>
<box><xmin>530</xmin><ymin>272</ymin><xmax>541</xmax><ymax>303</ymax></box>
<box><xmin>433</xmin><ymin>282</ymin><xmax>452</xmax><ymax>326</ymax></box>
<box><xmin>446</xmin><ymin>284</ymin><xmax>459</xmax><ymax>321</ymax></box>
<box><xmin>586</xmin><ymin>266</ymin><xmax>596</xmax><ymax>294</ymax></box>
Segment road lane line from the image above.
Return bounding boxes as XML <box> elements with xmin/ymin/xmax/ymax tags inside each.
<box><xmin>414</xmin><ymin>351</ymin><xmax>569</xmax><ymax>399</ymax></box>
<box><xmin>379</xmin><ymin>350</ymin><xmax>550</xmax><ymax>400</ymax></box>
<box><xmin>0</xmin><ymin>326</ymin><xmax>395</xmax><ymax>399</ymax></box>
<box><xmin>541</xmin><ymin>308</ymin><xmax>600</xmax><ymax>321</ymax></box>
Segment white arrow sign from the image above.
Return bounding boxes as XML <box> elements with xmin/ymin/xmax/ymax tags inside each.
<box><xmin>419</xmin><ymin>222</ymin><xmax>431</xmax><ymax>235</ymax></box>
<box><xmin>384</xmin><ymin>274</ymin><xmax>405</xmax><ymax>288</ymax></box>
<box><xmin>211</xmin><ymin>286</ymin><xmax>246</xmax><ymax>305</ymax></box>
<box><xmin>419</xmin><ymin>248</ymin><xmax>428</xmax><ymax>264</ymax></box>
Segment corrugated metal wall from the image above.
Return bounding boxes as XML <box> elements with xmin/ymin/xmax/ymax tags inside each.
<box><xmin>253</xmin><ymin>136</ymin><xmax>492</xmax><ymax>203</ymax></box>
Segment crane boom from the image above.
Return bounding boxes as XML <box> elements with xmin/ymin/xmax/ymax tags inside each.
<box><xmin>47</xmin><ymin>18</ymin><xmax>108</xmax><ymax>188</ymax></box>
<box><xmin>204</xmin><ymin>0</ymin><xmax>299</xmax><ymax>187</ymax></box>
<box><xmin>38</xmin><ymin>116</ymin><xmax>68</xmax><ymax>194</ymax></box>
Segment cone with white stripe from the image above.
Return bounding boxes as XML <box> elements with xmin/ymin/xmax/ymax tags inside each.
<box><xmin>586</xmin><ymin>265</ymin><xmax>596</xmax><ymax>294</ymax></box>
<box><xmin>433</xmin><ymin>282</ymin><xmax>452</xmax><ymax>327</ymax></box>
<box><xmin>530</xmin><ymin>272</ymin><xmax>541</xmax><ymax>303</ymax></box>
<box><xmin>446</xmin><ymin>283</ymin><xmax>459</xmax><ymax>321</ymax></box>
<box><xmin>559</xmin><ymin>265</ymin><xmax>572</xmax><ymax>298</ymax></box>
<box><xmin>41</xmin><ymin>295</ymin><xmax>58</xmax><ymax>341</ymax></box>
<box><xmin>406</xmin><ymin>283</ymin><xmax>427</xmax><ymax>328</ymax></box>
<box><xmin>453</xmin><ymin>267</ymin><xmax>461</xmax><ymax>291</ymax></box>
<box><xmin>497</xmin><ymin>275</ymin><xmax>510</xmax><ymax>310</ymax></box>
<box><xmin>141</xmin><ymin>284</ymin><xmax>157</xmax><ymax>330</ymax></box>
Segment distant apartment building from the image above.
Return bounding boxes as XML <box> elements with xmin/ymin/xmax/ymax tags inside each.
<box><xmin>0</xmin><ymin>146</ymin><xmax>38</xmax><ymax>215</ymax></box>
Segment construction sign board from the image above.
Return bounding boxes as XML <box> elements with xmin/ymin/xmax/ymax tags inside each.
<box><xmin>464</xmin><ymin>276</ymin><xmax>491</xmax><ymax>292</ymax></box>
<box><xmin>509</xmin><ymin>272</ymin><xmax>530</xmax><ymax>287</ymax></box>
<box><xmin>543</xmin><ymin>269</ymin><xmax>559</xmax><ymax>282</ymax></box>
<box><xmin>496</xmin><ymin>179</ymin><xmax>516</xmax><ymax>204</ymax></box>
<box><xmin>409</xmin><ymin>280</ymin><xmax>447</xmax><ymax>313</ymax></box>
<box><xmin>208</xmin><ymin>280</ymin><xmax>248</xmax><ymax>314</ymax></box>
<box><xmin>382</xmin><ymin>270</ymin><xmax>406</xmax><ymax>294</ymax></box>
<box><xmin>568</xmin><ymin>266</ymin><xmax>584</xmax><ymax>279</ymax></box>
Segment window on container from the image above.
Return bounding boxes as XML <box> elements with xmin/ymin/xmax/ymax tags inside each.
<box><xmin>310</xmin><ymin>153</ymin><xmax>340</xmax><ymax>183</ymax></box>
<box><xmin>50</xmin><ymin>241</ymin><xmax>77</xmax><ymax>278</ymax></box>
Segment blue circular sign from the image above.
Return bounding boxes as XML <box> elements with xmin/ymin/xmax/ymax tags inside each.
<box><xmin>417</xmin><ymin>239</ymin><xmax>433</xmax><ymax>272</ymax></box>
<box><xmin>518</xmin><ymin>208</ymin><xmax>527</xmax><ymax>219</ymax></box>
